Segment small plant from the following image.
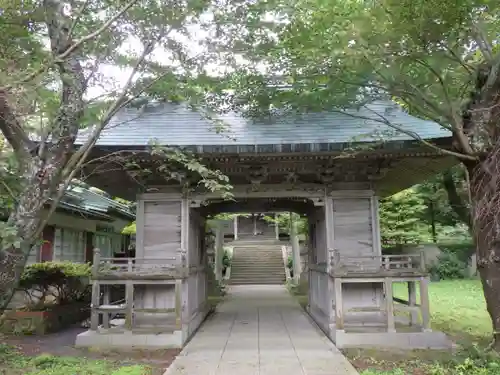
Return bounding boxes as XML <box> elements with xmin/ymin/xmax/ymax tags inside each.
<box><xmin>222</xmin><ymin>247</ymin><xmax>232</xmax><ymax>276</ymax></box>
<box><xmin>18</xmin><ymin>261</ymin><xmax>92</xmax><ymax>310</ymax></box>
<box><xmin>287</xmin><ymin>255</ymin><xmax>294</xmax><ymax>277</ymax></box>
<box><xmin>428</xmin><ymin>252</ymin><xmax>467</xmax><ymax>280</ymax></box>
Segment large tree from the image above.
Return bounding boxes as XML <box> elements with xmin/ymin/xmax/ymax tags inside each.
<box><xmin>218</xmin><ymin>0</ymin><xmax>500</xmax><ymax>347</ymax></box>
<box><xmin>0</xmin><ymin>0</ymin><xmax>265</xmax><ymax>312</ymax></box>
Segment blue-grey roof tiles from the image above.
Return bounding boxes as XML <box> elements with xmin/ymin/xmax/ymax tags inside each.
<box><xmin>76</xmin><ymin>100</ymin><xmax>451</xmax><ymax>147</ymax></box>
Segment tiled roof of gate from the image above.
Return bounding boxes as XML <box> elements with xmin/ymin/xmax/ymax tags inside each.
<box><xmin>76</xmin><ymin>100</ymin><xmax>451</xmax><ymax>147</ymax></box>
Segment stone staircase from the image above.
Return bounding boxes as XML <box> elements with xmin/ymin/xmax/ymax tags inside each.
<box><xmin>229</xmin><ymin>238</ymin><xmax>286</xmax><ymax>285</ymax></box>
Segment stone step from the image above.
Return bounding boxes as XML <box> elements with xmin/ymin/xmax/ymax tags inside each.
<box><xmin>231</xmin><ymin>264</ymin><xmax>285</xmax><ymax>271</ymax></box>
<box><xmin>230</xmin><ymin>280</ymin><xmax>285</xmax><ymax>284</ymax></box>
<box><xmin>233</xmin><ymin>249</ymin><xmax>282</xmax><ymax>251</ymax></box>
<box><xmin>231</xmin><ymin>276</ymin><xmax>284</xmax><ymax>280</ymax></box>
<box><xmin>231</xmin><ymin>258</ymin><xmax>283</xmax><ymax>265</ymax></box>
<box><xmin>229</xmin><ymin>241</ymin><xmax>288</xmax><ymax>285</ymax></box>
<box><xmin>229</xmin><ymin>242</ymin><xmax>281</xmax><ymax>247</ymax></box>
<box><xmin>231</xmin><ymin>275</ymin><xmax>284</xmax><ymax>279</ymax></box>
<box><xmin>232</xmin><ymin>263</ymin><xmax>284</xmax><ymax>267</ymax></box>
<box><xmin>234</xmin><ymin>250</ymin><xmax>282</xmax><ymax>252</ymax></box>
<box><xmin>233</xmin><ymin>255</ymin><xmax>282</xmax><ymax>258</ymax></box>
<box><xmin>233</xmin><ymin>253</ymin><xmax>282</xmax><ymax>256</ymax></box>
<box><xmin>233</xmin><ymin>260</ymin><xmax>283</xmax><ymax>262</ymax></box>
<box><xmin>233</xmin><ymin>254</ymin><xmax>283</xmax><ymax>258</ymax></box>
<box><xmin>230</xmin><ymin>273</ymin><xmax>284</xmax><ymax>277</ymax></box>
<box><xmin>231</xmin><ymin>273</ymin><xmax>285</xmax><ymax>278</ymax></box>
<box><xmin>233</xmin><ymin>252</ymin><xmax>283</xmax><ymax>256</ymax></box>
<box><xmin>229</xmin><ymin>280</ymin><xmax>285</xmax><ymax>285</ymax></box>
<box><xmin>231</xmin><ymin>264</ymin><xmax>285</xmax><ymax>272</ymax></box>
<box><xmin>231</xmin><ymin>267</ymin><xmax>285</xmax><ymax>272</ymax></box>
<box><xmin>231</xmin><ymin>267</ymin><xmax>284</xmax><ymax>271</ymax></box>
<box><xmin>232</xmin><ymin>264</ymin><xmax>283</xmax><ymax>267</ymax></box>
<box><xmin>232</xmin><ymin>262</ymin><xmax>283</xmax><ymax>266</ymax></box>
<box><xmin>233</xmin><ymin>244</ymin><xmax>282</xmax><ymax>246</ymax></box>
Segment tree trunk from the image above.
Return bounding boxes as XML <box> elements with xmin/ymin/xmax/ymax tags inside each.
<box><xmin>0</xmin><ymin>163</ymin><xmax>60</xmax><ymax>313</ymax></box>
<box><xmin>468</xmin><ymin>155</ymin><xmax>500</xmax><ymax>350</ymax></box>
<box><xmin>442</xmin><ymin>169</ymin><xmax>471</xmax><ymax>228</ymax></box>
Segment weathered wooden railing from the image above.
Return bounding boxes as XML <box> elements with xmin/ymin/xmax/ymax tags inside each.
<box><xmin>92</xmin><ymin>248</ymin><xmax>193</xmax><ymax>280</ymax></box>
<box><xmin>89</xmin><ymin>248</ymin><xmax>195</xmax><ymax>333</ymax></box>
<box><xmin>317</xmin><ymin>249</ymin><xmax>431</xmax><ymax>334</ymax></box>
<box><xmin>328</xmin><ymin>250</ymin><xmax>427</xmax><ymax>276</ymax></box>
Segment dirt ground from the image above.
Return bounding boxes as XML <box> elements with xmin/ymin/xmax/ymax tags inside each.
<box><xmin>1</xmin><ymin>326</ymin><xmax>180</xmax><ymax>375</ymax></box>
<box><xmin>343</xmin><ymin>347</ymin><xmax>457</xmax><ymax>375</ymax></box>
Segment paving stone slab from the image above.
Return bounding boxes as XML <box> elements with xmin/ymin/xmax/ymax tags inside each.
<box><xmin>164</xmin><ymin>285</ymin><xmax>359</xmax><ymax>375</ymax></box>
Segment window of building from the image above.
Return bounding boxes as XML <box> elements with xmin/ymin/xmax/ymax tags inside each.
<box><xmin>53</xmin><ymin>228</ymin><xmax>85</xmax><ymax>263</ymax></box>
<box><xmin>94</xmin><ymin>233</ymin><xmax>112</xmax><ymax>258</ymax></box>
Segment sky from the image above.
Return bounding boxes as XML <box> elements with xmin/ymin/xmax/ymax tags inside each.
<box><xmin>84</xmin><ymin>7</ymin><xmax>279</xmax><ymax>100</ymax></box>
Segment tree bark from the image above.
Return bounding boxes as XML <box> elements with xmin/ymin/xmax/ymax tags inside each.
<box><xmin>0</xmin><ymin>0</ymin><xmax>86</xmax><ymax>314</ymax></box>
<box><xmin>468</xmin><ymin>156</ymin><xmax>500</xmax><ymax>350</ymax></box>
<box><xmin>442</xmin><ymin>169</ymin><xmax>471</xmax><ymax>228</ymax></box>
<box><xmin>0</xmin><ymin>159</ymin><xmax>69</xmax><ymax>311</ymax></box>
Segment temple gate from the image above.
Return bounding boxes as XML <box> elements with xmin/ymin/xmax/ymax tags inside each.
<box><xmin>75</xmin><ymin>100</ymin><xmax>452</xmax><ymax>349</ymax></box>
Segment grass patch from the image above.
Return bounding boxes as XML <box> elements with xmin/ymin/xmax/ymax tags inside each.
<box><xmin>352</xmin><ymin>279</ymin><xmax>495</xmax><ymax>374</ymax></box>
<box><xmin>0</xmin><ymin>344</ymin><xmax>152</xmax><ymax>375</ymax></box>
<box><xmin>394</xmin><ymin>279</ymin><xmax>491</xmax><ymax>345</ymax></box>
<box><xmin>291</xmin><ymin>279</ymin><xmax>495</xmax><ymax>374</ymax></box>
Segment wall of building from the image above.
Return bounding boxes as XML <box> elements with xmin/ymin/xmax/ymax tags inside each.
<box><xmin>26</xmin><ymin>210</ymin><xmax>132</xmax><ymax>264</ymax></box>
<box><xmin>332</xmin><ymin>196</ymin><xmax>383</xmax><ymax>319</ymax></box>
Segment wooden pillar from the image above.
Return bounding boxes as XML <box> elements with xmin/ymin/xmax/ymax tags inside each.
<box><xmin>420</xmin><ymin>276</ymin><xmax>431</xmax><ymax>331</ymax></box>
<box><xmin>334</xmin><ymin>278</ymin><xmax>344</xmax><ymax>330</ymax></box>
<box><xmin>307</xmin><ymin>215</ymin><xmax>314</xmax><ymax>310</ymax></box>
<box><xmin>175</xmin><ymin>278</ymin><xmax>183</xmax><ymax>329</ymax></box>
<box><xmin>407</xmin><ymin>281</ymin><xmax>418</xmax><ymax>326</ymax></box>
<box><xmin>214</xmin><ymin>223</ymin><xmax>224</xmax><ymax>281</ymax></box>
<box><xmin>180</xmin><ymin>198</ymin><xmax>190</xmax><ymax>325</ymax></box>
<box><xmin>370</xmin><ymin>196</ymin><xmax>382</xmax><ymax>256</ymax></box>
<box><xmin>290</xmin><ymin>213</ymin><xmax>301</xmax><ymax>283</ymax></box>
<box><xmin>325</xmin><ymin>198</ymin><xmax>335</xmax><ymax>328</ymax></box>
<box><xmin>275</xmin><ymin>213</ymin><xmax>279</xmax><ymax>240</ymax></box>
<box><xmin>233</xmin><ymin>214</ymin><xmax>238</xmax><ymax>240</ymax></box>
<box><xmin>102</xmin><ymin>285</ymin><xmax>110</xmax><ymax>329</ymax></box>
<box><xmin>90</xmin><ymin>248</ymin><xmax>100</xmax><ymax>331</ymax></box>
<box><xmin>90</xmin><ymin>282</ymin><xmax>100</xmax><ymax>331</ymax></box>
<box><xmin>124</xmin><ymin>281</ymin><xmax>134</xmax><ymax>331</ymax></box>
<box><xmin>384</xmin><ymin>278</ymin><xmax>396</xmax><ymax>332</ymax></box>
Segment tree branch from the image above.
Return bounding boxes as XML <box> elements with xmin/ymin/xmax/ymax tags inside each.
<box><xmin>337</xmin><ymin>105</ymin><xmax>478</xmax><ymax>161</ymax></box>
<box><xmin>0</xmin><ymin>0</ymin><xmax>139</xmax><ymax>92</ymax></box>
<box><xmin>471</xmin><ymin>23</ymin><xmax>494</xmax><ymax>62</ymax></box>
<box><xmin>63</xmin><ymin>37</ymin><xmax>162</xmax><ymax>174</ymax></box>
<box><xmin>57</xmin><ymin>0</ymin><xmax>139</xmax><ymax>62</ymax></box>
<box><xmin>0</xmin><ymin>90</ymin><xmax>34</xmax><ymax>161</ymax></box>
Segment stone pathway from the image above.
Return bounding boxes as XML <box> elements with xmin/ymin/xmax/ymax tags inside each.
<box><xmin>164</xmin><ymin>285</ymin><xmax>358</xmax><ymax>375</ymax></box>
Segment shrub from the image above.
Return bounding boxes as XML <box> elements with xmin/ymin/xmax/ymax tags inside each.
<box><xmin>288</xmin><ymin>256</ymin><xmax>293</xmax><ymax>277</ymax></box>
<box><xmin>19</xmin><ymin>261</ymin><xmax>91</xmax><ymax>310</ymax></box>
<box><xmin>439</xmin><ymin>241</ymin><xmax>475</xmax><ymax>263</ymax></box>
<box><xmin>222</xmin><ymin>247</ymin><xmax>232</xmax><ymax>276</ymax></box>
<box><xmin>428</xmin><ymin>252</ymin><xmax>467</xmax><ymax>280</ymax></box>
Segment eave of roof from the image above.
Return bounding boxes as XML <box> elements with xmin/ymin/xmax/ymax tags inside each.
<box><xmin>75</xmin><ymin>100</ymin><xmax>452</xmax><ymax>149</ymax></box>
<box><xmin>55</xmin><ymin>201</ymin><xmax>114</xmax><ymax>221</ymax></box>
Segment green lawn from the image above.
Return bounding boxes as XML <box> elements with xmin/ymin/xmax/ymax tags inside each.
<box><xmin>291</xmin><ymin>279</ymin><xmax>497</xmax><ymax>374</ymax></box>
<box><xmin>0</xmin><ymin>345</ymin><xmax>152</xmax><ymax>375</ymax></box>
<box><xmin>292</xmin><ymin>278</ymin><xmax>491</xmax><ymax>342</ymax></box>
<box><xmin>394</xmin><ymin>279</ymin><xmax>491</xmax><ymax>344</ymax></box>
